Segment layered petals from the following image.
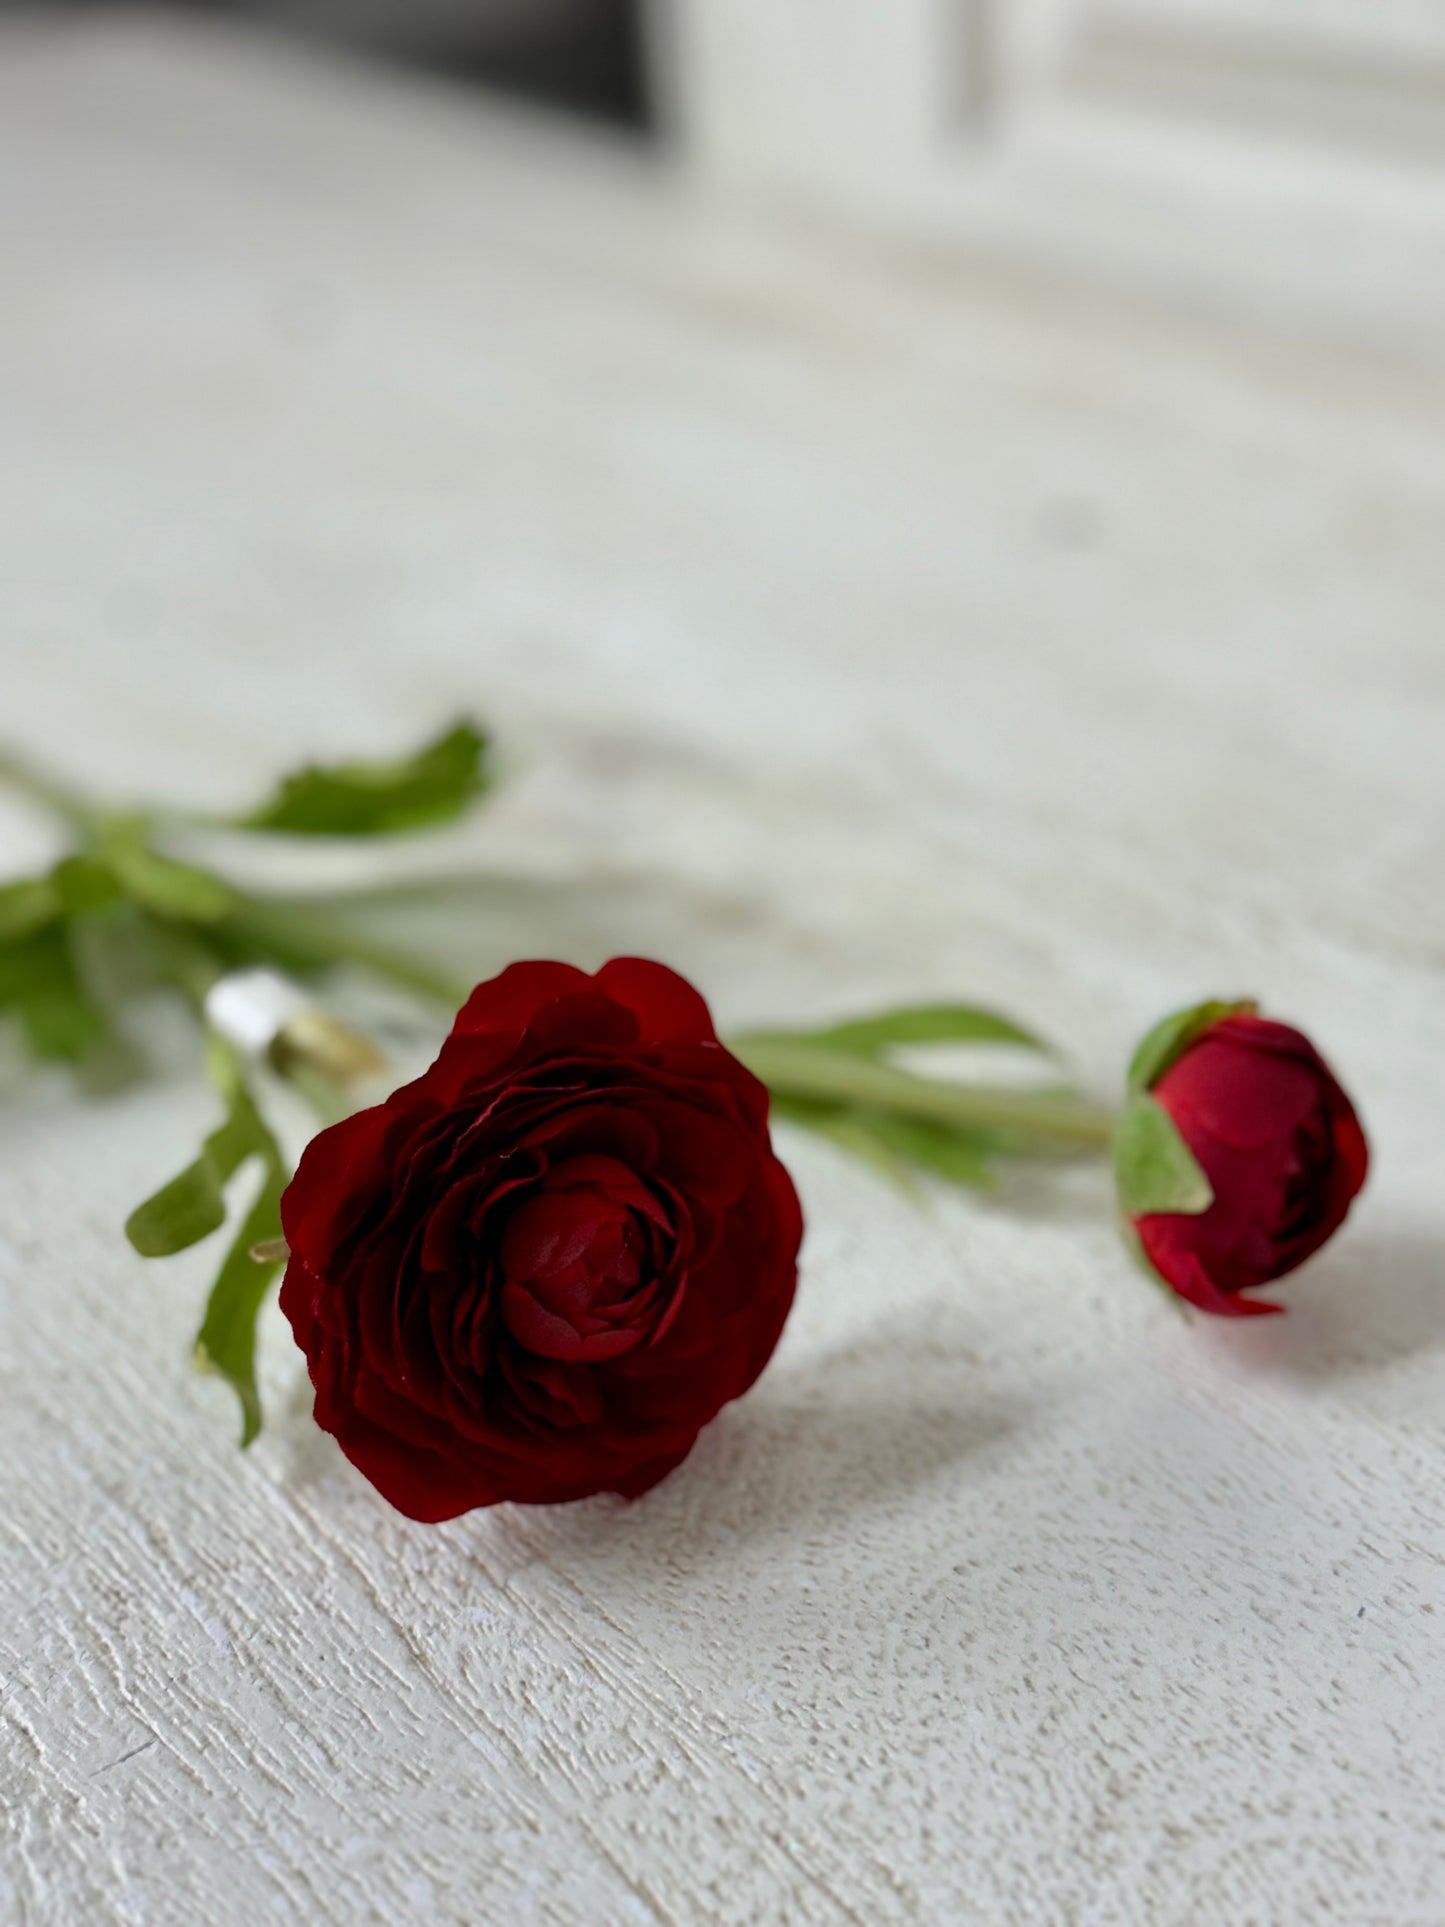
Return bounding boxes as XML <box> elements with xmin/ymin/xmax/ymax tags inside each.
<box><xmin>279</xmin><ymin>958</ymin><xmax>802</xmax><ymax>1519</ymax></box>
<box><xmin>1134</xmin><ymin>1011</ymin><xmax>1368</xmax><ymax>1315</ymax></box>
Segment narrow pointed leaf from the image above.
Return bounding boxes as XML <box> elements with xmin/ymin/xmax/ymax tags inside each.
<box><xmin>770</xmin><ymin>1095</ymin><xmax>997</xmax><ymax>1192</ymax></box>
<box><xmin>0</xmin><ymin>875</ymin><xmax>61</xmax><ymax>942</ymax></box>
<box><xmin>0</xmin><ymin>925</ymin><xmax>112</xmax><ymax>1063</ymax></box>
<box><xmin>107</xmin><ymin>843</ymin><xmax>235</xmax><ymax>923</ymax></box>
<box><xmin>1127</xmin><ymin>998</ymin><xmax>1256</xmax><ymax>1094</ymax></box>
<box><xmin>124</xmin><ymin>1083</ymin><xmax>273</xmax><ymax>1257</ymax></box>
<box><xmin>194</xmin><ymin>1160</ymin><xmax>287</xmax><ymax>1447</ymax></box>
<box><xmin>740</xmin><ymin>1003</ymin><xmax>1051</xmax><ymax>1059</ymax></box>
<box><xmin>860</xmin><ymin>1111</ymin><xmax>997</xmax><ymax>1190</ymax></box>
<box><xmin>236</xmin><ymin>720</ymin><xmax>489</xmax><ymax>837</ymax></box>
<box><xmin>769</xmin><ymin>1095</ymin><xmax>921</xmax><ymax>1196</ymax></box>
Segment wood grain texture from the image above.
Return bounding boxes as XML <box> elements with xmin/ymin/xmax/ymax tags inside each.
<box><xmin>2</xmin><ymin>17</ymin><xmax>1443</xmax><ymax>1923</ymax></box>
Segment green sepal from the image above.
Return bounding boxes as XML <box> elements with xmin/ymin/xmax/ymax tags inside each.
<box><xmin>1127</xmin><ymin>998</ymin><xmax>1257</xmax><ymax>1095</ymax></box>
<box><xmin>236</xmin><ymin>720</ymin><xmax>489</xmax><ymax>837</ymax></box>
<box><xmin>739</xmin><ymin>1002</ymin><xmax>1052</xmax><ymax>1061</ymax></box>
<box><xmin>0</xmin><ymin>926</ymin><xmax>68</xmax><ymax>1008</ymax></box>
<box><xmin>1112</xmin><ymin>1093</ymin><xmax>1213</xmax><ymax>1218</ymax></box>
<box><xmin>19</xmin><ymin>978</ymin><xmax>110</xmax><ymax>1061</ymax></box>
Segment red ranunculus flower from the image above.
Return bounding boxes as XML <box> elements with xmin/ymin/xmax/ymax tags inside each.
<box><xmin>1134</xmin><ymin>1012</ymin><xmax>1368</xmax><ymax>1317</ymax></box>
<box><xmin>279</xmin><ymin>959</ymin><xmax>802</xmax><ymax>1519</ymax></box>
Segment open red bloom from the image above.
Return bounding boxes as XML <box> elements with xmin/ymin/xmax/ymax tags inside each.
<box><xmin>279</xmin><ymin>959</ymin><xmax>802</xmax><ymax>1519</ymax></box>
<box><xmin>1135</xmin><ymin>1012</ymin><xmax>1368</xmax><ymax>1317</ymax></box>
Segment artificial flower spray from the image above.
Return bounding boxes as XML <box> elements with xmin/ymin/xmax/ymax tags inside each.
<box><xmin>0</xmin><ymin>727</ymin><xmax>1368</xmax><ymax>1521</ymax></box>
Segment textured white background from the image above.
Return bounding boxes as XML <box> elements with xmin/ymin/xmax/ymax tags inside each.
<box><xmin>2</xmin><ymin>17</ymin><xmax>1444</xmax><ymax>1924</ymax></box>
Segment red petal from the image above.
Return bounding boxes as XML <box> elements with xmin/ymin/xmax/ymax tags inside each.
<box><xmin>594</xmin><ymin>957</ymin><xmax>719</xmax><ymax>1046</ymax></box>
<box><xmin>450</xmin><ymin>960</ymin><xmax>596</xmax><ymax>1040</ymax></box>
<box><xmin>280</xmin><ymin>1103</ymin><xmax>393</xmax><ymax>1260</ymax></box>
<box><xmin>1137</xmin><ymin>1232</ymin><xmax>1284</xmax><ymax>1318</ymax></box>
<box><xmin>499</xmin><ymin>1280</ymin><xmax>643</xmax><ymax>1361</ymax></box>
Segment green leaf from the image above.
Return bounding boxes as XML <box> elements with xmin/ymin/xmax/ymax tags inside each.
<box><xmin>861</xmin><ymin>1111</ymin><xmax>997</xmax><ymax>1189</ymax></box>
<box><xmin>20</xmin><ymin>980</ymin><xmax>110</xmax><ymax>1061</ymax></box>
<box><xmin>1112</xmin><ymin>1094</ymin><xmax>1213</xmax><ymax>1218</ymax></box>
<box><xmin>236</xmin><ymin>720</ymin><xmax>490</xmax><ymax>837</ymax></box>
<box><xmin>194</xmin><ymin>1158</ymin><xmax>287</xmax><ymax>1448</ymax></box>
<box><xmin>771</xmin><ymin>1096</ymin><xmax>922</xmax><ymax>1195</ymax></box>
<box><xmin>0</xmin><ymin>927</ymin><xmax>65</xmax><ymax>1005</ymax></box>
<box><xmin>124</xmin><ymin>1073</ymin><xmax>274</xmax><ymax>1257</ymax></box>
<box><xmin>106</xmin><ymin>841</ymin><xmax>235</xmax><ymax>924</ymax></box>
<box><xmin>53</xmin><ymin>854</ymin><xmax>122</xmax><ymax>915</ymax></box>
<box><xmin>741</xmin><ymin>1002</ymin><xmax>1051</xmax><ymax>1060</ymax></box>
<box><xmin>126</xmin><ymin>1039</ymin><xmax>291</xmax><ymax>1442</ymax></box>
<box><xmin>1127</xmin><ymin>998</ymin><xmax>1256</xmax><ymax>1094</ymax></box>
<box><xmin>0</xmin><ymin>925</ymin><xmax>112</xmax><ymax>1062</ymax></box>
<box><xmin>0</xmin><ymin>875</ymin><xmax>61</xmax><ymax>942</ymax></box>
<box><xmin>0</xmin><ymin>857</ymin><xmax>121</xmax><ymax>947</ymax></box>
<box><xmin>770</xmin><ymin>1095</ymin><xmax>997</xmax><ymax>1192</ymax></box>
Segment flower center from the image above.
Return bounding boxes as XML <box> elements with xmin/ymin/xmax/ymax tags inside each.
<box><xmin>496</xmin><ymin>1154</ymin><xmax>674</xmax><ymax>1363</ymax></box>
<box><xmin>1274</xmin><ymin>1109</ymin><xmax>1334</xmax><ymax>1239</ymax></box>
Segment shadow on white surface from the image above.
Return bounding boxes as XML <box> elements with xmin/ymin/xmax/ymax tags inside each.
<box><xmin>278</xmin><ymin>866</ymin><xmax>816</xmax><ymax>1023</ymax></box>
<box><xmin>1204</xmin><ymin>1225</ymin><xmax>1445</xmax><ymax>1384</ymax></box>
<box><xmin>270</xmin><ymin>1298</ymin><xmax>1022</xmax><ymax>1560</ymax></box>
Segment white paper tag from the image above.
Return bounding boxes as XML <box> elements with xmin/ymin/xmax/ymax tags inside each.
<box><xmin>204</xmin><ymin>968</ymin><xmax>310</xmax><ymax>1058</ymax></box>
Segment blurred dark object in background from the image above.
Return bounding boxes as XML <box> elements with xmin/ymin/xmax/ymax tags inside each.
<box><xmin>4</xmin><ymin>0</ymin><xmax>654</xmax><ymax>128</ymax></box>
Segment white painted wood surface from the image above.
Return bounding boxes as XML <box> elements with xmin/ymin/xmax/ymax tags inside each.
<box><xmin>667</xmin><ymin>0</ymin><xmax>1445</xmax><ymax>368</ymax></box>
<box><xmin>3</xmin><ymin>17</ymin><xmax>1444</xmax><ymax>1923</ymax></box>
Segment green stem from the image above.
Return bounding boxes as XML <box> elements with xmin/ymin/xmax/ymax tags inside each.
<box><xmin>231</xmin><ymin>898</ymin><xmax>470</xmax><ymax>1008</ymax></box>
<box><xmin>730</xmin><ymin>1037</ymin><xmax>1118</xmax><ymax>1149</ymax></box>
<box><xmin>280</xmin><ymin>1063</ymin><xmax>356</xmax><ymax>1127</ymax></box>
<box><xmin>152</xmin><ymin>924</ymin><xmax>230</xmax><ymax>1010</ymax></box>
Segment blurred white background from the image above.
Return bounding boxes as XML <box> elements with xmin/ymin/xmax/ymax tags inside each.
<box><xmin>666</xmin><ymin>0</ymin><xmax>1445</xmax><ymax>361</ymax></box>
<box><xmin>8</xmin><ymin>0</ymin><xmax>1444</xmax><ymax>362</ymax></box>
<box><xmin>3</xmin><ymin>6</ymin><xmax>1444</xmax><ymax>1924</ymax></box>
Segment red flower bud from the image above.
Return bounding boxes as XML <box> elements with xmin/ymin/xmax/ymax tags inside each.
<box><xmin>1127</xmin><ymin>1010</ymin><xmax>1368</xmax><ymax>1317</ymax></box>
<box><xmin>279</xmin><ymin>959</ymin><xmax>802</xmax><ymax>1519</ymax></box>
